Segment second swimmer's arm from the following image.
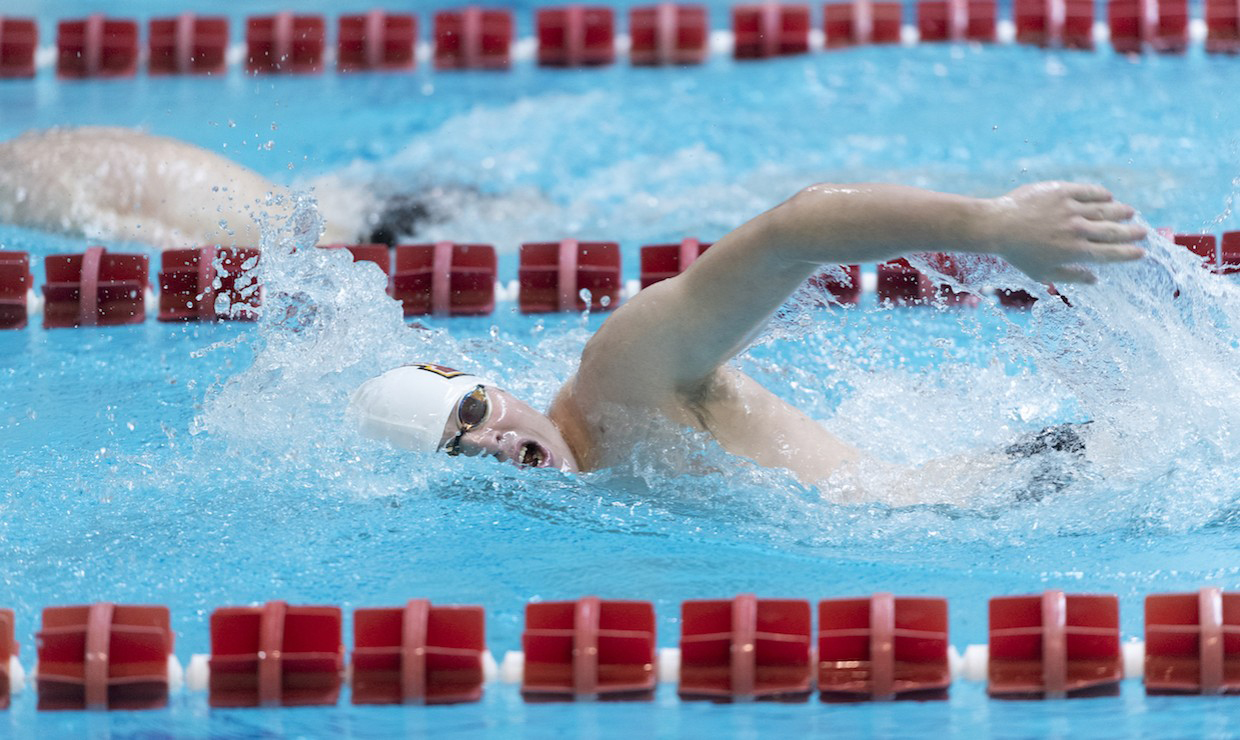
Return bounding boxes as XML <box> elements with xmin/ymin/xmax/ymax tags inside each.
<box><xmin>574</xmin><ymin>182</ymin><xmax>1146</xmax><ymax>407</ymax></box>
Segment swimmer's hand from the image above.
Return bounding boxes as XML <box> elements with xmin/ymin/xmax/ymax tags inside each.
<box><xmin>986</xmin><ymin>182</ymin><xmax>1147</xmax><ymax>285</ymax></box>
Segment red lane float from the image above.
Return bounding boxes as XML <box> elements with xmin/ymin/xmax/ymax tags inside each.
<box><xmin>1145</xmin><ymin>588</ymin><xmax>1240</xmax><ymax>695</ymax></box>
<box><xmin>923</xmin><ymin>252</ymin><xmax>982</xmax><ymax>306</ymax></box>
<box><xmin>1014</xmin><ymin>0</ymin><xmax>1096</xmax><ymax>48</ymax></box>
<box><xmin>392</xmin><ymin>242</ymin><xmax>496</xmax><ymax>317</ymax></box>
<box><xmin>158</xmin><ymin>247</ymin><xmax>261</xmax><ymax>322</ymax></box>
<box><xmin>0</xmin><ymin>609</ymin><xmax>16</xmax><ymax>709</ymax></box>
<box><xmin>208</xmin><ymin>601</ymin><xmax>343</xmax><ymax>708</ymax></box>
<box><xmin>1220</xmin><ymin>231</ymin><xmax>1240</xmax><ymax>274</ymax></box>
<box><xmin>322</xmin><ymin>243</ymin><xmax>392</xmax><ymax>278</ymax></box>
<box><xmin>733</xmin><ymin>3</ymin><xmax>812</xmax><ymax>58</ymax></box>
<box><xmin>877</xmin><ymin>259</ymin><xmax>934</xmax><ymax>305</ymax></box>
<box><xmin>639</xmin><ymin>238</ymin><xmax>712</xmax><ymax>288</ymax></box>
<box><xmin>1175</xmin><ymin>233</ymin><xmax>1218</xmax><ymax>269</ymax></box>
<box><xmin>818</xmin><ymin>594</ymin><xmax>950</xmax><ymax>701</ymax></box>
<box><xmin>519</xmin><ymin>240</ymin><xmax>621</xmax><ymax>313</ymax></box>
<box><xmin>0</xmin><ymin>17</ymin><xmax>38</xmax><ymax>78</ymax></box>
<box><xmin>988</xmin><ymin>591</ymin><xmax>1122</xmax><ymax>699</ymax></box>
<box><xmin>43</xmin><ymin>247</ymin><xmax>148</xmax><ymax>329</ymax></box>
<box><xmin>630</xmin><ymin>4</ymin><xmax>711</xmax><ymax>65</ymax></box>
<box><xmin>679</xmin><ymin>594</ymin><xmax>813</xmax><ymax>701</ymax></box>
<box><xmin>57</xmin><ymin>15</ymin><xmax>139</xmax><ymax>78</ymax></box>
<box><xmin>36</xmin><ymin>604</ymin><xmax>173</xmax><ymax>711</ymax></box>
<box><xmin>353</xmin><ymin>600</ymin><xmax>486</xmax><ymax>705</ymax></box>
<box><xmin>809</xmin><ymin>264</ymin><xmax>863</xmax><ymax>304</ymax></box>
<box><xmin>1206</xmin><ymin>0</ymin><xmax>1240</xmax><ymax>52</ymax></box>
<box><xmin>246</xmin><ymin>14</ymin><xmax>326</xmax><ymax>74</ymax></box>
<box><xmin>338</xmin><ymin>11</ymin><xmax>417</xmax><ymax>72</ymax></box>
<box><xmin>917</xmin><ymin>0</ymin><xmax>998</xmax><ymax>42</ymax></box>
<box><xmin>148</xmin><ymin>14</ymin><xmax>230</xmax><ymax>75</ymax></box>
<box><xmin>522</xmin><ymin>597</ymin><xmax>656</xmax><ymax>700</ymax></box>
<box><xmin>824</xmin><ymin>0</ymin><xmax>903</xmax><ymax>48</ymax></box>
<box><xmin>538</xmin><ymin>6</ymin><xmax>617</xmax><ymax>66</ymax></box>
<box><xmin>434</xmin><ymin>8</ymin><xmax>514</xmax><ymax>69</ymax></box>
<box><xmin>1108</xmin><ymin>0</ymin><xmax>1189</xmax><ymax>52</ymax></box>
<box><xmin>0</xmin><ymin>251</ymin><xmax>31</xmax><ymax>330</ymax></box>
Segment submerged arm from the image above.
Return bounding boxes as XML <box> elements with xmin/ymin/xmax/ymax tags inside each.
<box><xmin>576</xmin><ymin>182</ymin><xmax>1146</xmax><ymax>406</ymax></box>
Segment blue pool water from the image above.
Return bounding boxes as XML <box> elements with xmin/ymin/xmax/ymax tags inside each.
<box><xmin>4</xmin><ymin>1</ymin><xmax>1240</xmax><ymax>736</ymax></box>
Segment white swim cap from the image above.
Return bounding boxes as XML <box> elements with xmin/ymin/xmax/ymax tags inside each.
<box><xmin>349</xmin><ymin>363</ymin><xmax>491</xmax><ymax>452</ymax></box>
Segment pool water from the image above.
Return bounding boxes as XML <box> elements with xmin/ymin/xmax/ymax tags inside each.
<box><xmin>3</xmin><ymin>1</ymin><xmax>1240</xmax><ymax>736</ymax></box>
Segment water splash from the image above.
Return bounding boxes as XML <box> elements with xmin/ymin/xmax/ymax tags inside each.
<box><xmin>188</xmin><ymin>179</ymin><xmax>1240</xmax><ymax>555</ymax></box>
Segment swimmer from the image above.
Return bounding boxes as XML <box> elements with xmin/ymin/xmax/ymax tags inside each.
<box><xmin>0</xmin><ymin>127</ymin><xmax>1147</xmax><ymax>489</ymax></box>
<box><xmin>351</xmin><ymin>182</ymin><xmax>1147</xmax><ymax>487</ymax></box>
<box><xmin>0</xmin><ymin>126</ymin><xmax>443</xmax><ymax>248</ymax></box>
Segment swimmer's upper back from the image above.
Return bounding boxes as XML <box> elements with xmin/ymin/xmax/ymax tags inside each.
<box><xmin>0</xmin><ymin>127</ymin><xmax>355</xmax><ymax>248</ymax></box>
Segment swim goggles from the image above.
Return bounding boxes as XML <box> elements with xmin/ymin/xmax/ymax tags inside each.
<box><xmin>443</xmin><ymin>385</ymin><xmax>491</xmax><ymax>456</ymax></box>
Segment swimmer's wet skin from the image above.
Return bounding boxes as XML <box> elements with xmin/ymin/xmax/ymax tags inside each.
<box><xmin>0</xmin><ymin>127</ymin><xmax>388</xmax><ymax>248</ymax></box>
<box><xmin>353</xmin><ymin>182</ymin><xmax>1147</xmax><ymax>498</ymax></box>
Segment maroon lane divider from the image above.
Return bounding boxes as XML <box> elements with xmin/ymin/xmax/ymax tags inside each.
<box><xmin>1108</xmin><ymin>0</ymin><xmax>1189</xmax><ymax>52</ymax></box>
<box><xmin>809</xmin><ymin>264</ymin><xmax>863</xmax><ymax>304</ymax></box>
<box><xmin>208</xmin><ymin>601</ymin><xmax>343</xmax><ymax>708</ymax></box>
<box><xmin>0</xmin><ymin>17</ymin><xmax>38</xmax><ymax>78</ymax></box>
<box><xmin>679</xmin><ymin>594</ymin><xmax>813</xmax><ymax>701</ymax></box>
<box><xmin>923</xmin><ymin>252</ymin><xmax>982</xmax><ymax>306</ymax></box>
<box><xmin>246</xmin><ymin>13</ymin><xmax>326</xmax><ymax>74</ymax></box>
<box><xmin>522</xmin><ymin>597</ymin><xmax>657</xmax><ymax>700</ymax></box>
<box><xmin>36</xmin><ymin>604</ymin><xmax>173</xmax><ymax>711</ymax></box>
<box><xmin>1205</xmin><ymin>0</ymin><xmax>1240</xmax><ymax>52</ymax></box>
<box><xmin>353</xmin><ymin>600</ymin><xmax>486</xmax><ymax>705</ymax></box>
<box><xmin>1014</xmin><ymin>0</ymin><xmax>1096</xmax><ymax>48</ymax></box>
<box><xmin>0</xmin><ymin>251</ymin><xmax>31</xmax><ymax>329</ymax></box>
<box><xmin>519</xmin><ymin>239</ymin><xmax>621</xmax><ymax>313</ymax></box>
<box><xmin>434</xmin><ymin>7</ymin><xmax>514</xmax><ymax>69</ymax></box>
<box><xmin>1145</xmin><ymin>588</ymin><xmax>1240</xmax><ymax>695</ymax></box>
<box><xmin>639</xmin><ymin>237</ymin><xmax>712</xmax><ymax>288</ymax></box>
<box><xmin>877</xmin><ymin>258</ymin><xmax>934</xmax><ymax>304</ymax></box>
<box><xmin>818</xmin><ymin>594</ymin><xmax>951</xmax><ymax>701</ymax></box>
<box><xmin>825</xmin><ymin>0</ymin><xmax>904</xmax><ymax>47</ymax></box>
<box><xmin>0</xmin><ymin>610</ymin><xmax>16</xmax><ymax>710</ymax></box>
<box><xmin>158</xmin><ymin>247</ymin><xmax>261</xmax><ymax>322</ymax></box>
<box><xmin>630</xmin><ymin>4</ymin><xmax>711</xmax><ymax>65</ymax></box>
<box><xmin>1220</xmin><ymin>231</ymin><xmax>1240</xmax><ymax>274</ymax></box>
<box><xmin>1175</xmin><ymin>233</ymin><xmax>1219</xmax><ymax>268</ymax></box>
<box><xmin>733</xmin><ymin>3</ymin><xmax>811</xmax><ymax>58</ymax></box>
<box><xmin>148</xmin><ymin>14</ymin><xmax>230</xmax><ymax>75</ymax></box>
<box><xmin>43</xmin><ymin>247</ymin><xmax>148</xmax><ymax>329</ymax></box>
<box><xmin>918</xmin><ymin>0</ymin><xmax>998</xmax><ymax>42</ymax></box>
<box><xmin>338</xmin><ymin>11</ymin><xmax>417</xmax><ymax>72</ymax></box>
<box><xmin>322</xmin><ymin>243</ymin><xmax>393</xmax><ymax>279</ymax></box>
<box><xmin>538</xmin><ymin>6</ymin><xmax>617</xmax><ymax>66</ymax></box>
<box><xmin>56</xmin><ymin>15</ymin><xmax>139</xmax><ymax>78</ymax></box>
<box><xmin>988</xmin><ymin>591</ymin><xmax>1122</xmax><ymax>699</ymax></box>
<box><xmin>392</xmin><ymin>242</ymin><xmax>496</xmax><ymax>316</ymax></box>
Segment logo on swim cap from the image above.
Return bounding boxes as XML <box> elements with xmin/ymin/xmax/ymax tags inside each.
<box><xmin>409</xmin><ymin>363</ymin><xmax>467</xmax><ymax>379</ymax></box>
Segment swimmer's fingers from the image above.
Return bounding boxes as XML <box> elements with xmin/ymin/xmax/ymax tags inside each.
<box><xmin>1072</xmin><ymin>200</ymin><xmax>1135</xmax><ymax>222</ymax></box>
<box><xmin>1065</xmin><ymin>183</ymin><xmax>1114</xmax><ymax>203</ymax></box>
<box><xmin>1074</xmin><ymin>218</ymin><xmax>1148</xmax><ymax>245</ymax></box>
<box><xmin>1048</xmin><ymin>265</ymin><xmax>1098</xmax><ymax>285</ymax></box>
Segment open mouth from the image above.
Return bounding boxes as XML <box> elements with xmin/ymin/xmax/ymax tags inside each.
<box><xmin>518</xmin><ymin>441</ymin><xmax>547</xmax><ymax>467</ymax></box>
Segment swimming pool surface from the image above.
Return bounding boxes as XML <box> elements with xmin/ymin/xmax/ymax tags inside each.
<box><xmin>3</xmin><ymin>0</ymin><xmax>1240</xmax><ymax>736</ymax></box>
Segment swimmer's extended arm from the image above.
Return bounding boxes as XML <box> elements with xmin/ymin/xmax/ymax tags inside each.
<box><xmin>577</xmin><ymin>182</ymin><xmax>1145</xmax><ymax>403</ymax></box>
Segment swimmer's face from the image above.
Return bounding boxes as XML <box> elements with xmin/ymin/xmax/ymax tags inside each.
<box><xmin>440</xmin><ymin>386</ymin><xmax>578</xmax><ymax>472</ymax></box>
